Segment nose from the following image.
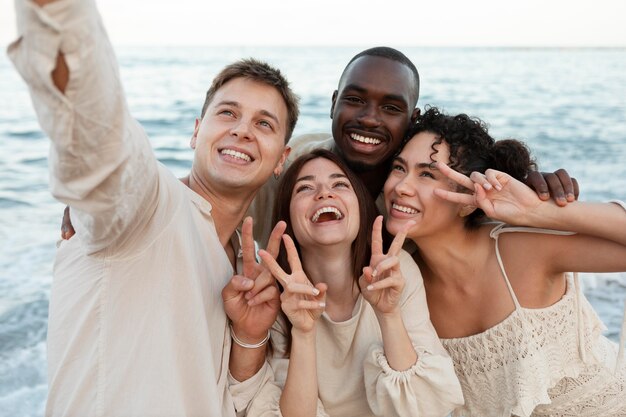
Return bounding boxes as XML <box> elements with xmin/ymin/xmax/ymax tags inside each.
<box><xmin>356</xmin><ymin>103</ymin><xmax>381</xmax><ymax>127</ymax></box>
<box><xmin>394</xmin><ymin>176</ymin><xmax>415</xmax><ymax>197</ymax></box>
<box><xmin>230</xmin><ymin>119</ymin><xmax>253</xmax><ymax>140</ymax></box>
<box><xmin>316</xmin><ymin>185</ymin><xmax>335</xmax><ymax>200</ymax></box>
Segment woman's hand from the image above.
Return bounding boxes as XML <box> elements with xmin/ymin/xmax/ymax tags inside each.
<box><xmin>259</xmin><ymin>234</ymin><xmax>327</xmax><ymax>334</ymax></box>
<box><xmin>434</xmin><ymin>163</ymin><xmax>545</xmax><ymax>226</ymax></box>
<box><xmin>360</xmin><ymin>216</ymin><xmax>413</xmax><ymax>315</ymax></box>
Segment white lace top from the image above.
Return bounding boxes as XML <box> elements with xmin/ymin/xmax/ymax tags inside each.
<box><xmin>441</xmin><ymin>224</ymin><xmax>626</xmax><ymax>417</ymax></box>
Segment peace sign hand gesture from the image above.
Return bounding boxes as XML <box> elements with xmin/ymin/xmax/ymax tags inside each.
<box><xmin>259</xmin><ymin>234</ymin><xmax>327</xmax><ymax>334</ymax></box>
<box><xmin>359</xmin><ymin>216</ymin><xmax>414</xmax><ymax>315</ymax></box>
<box><xmin>433</xmin><ymin>162</ymin><xmax>543</xmax><ymax>226</ymax></box>
<box><xmin>222</xmin><ymin>217</ymin><xmax>284</xmax><ymax>343</ymax></box>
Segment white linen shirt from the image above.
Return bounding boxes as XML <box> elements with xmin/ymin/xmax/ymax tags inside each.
<box><xmin>8</xmin><ymin>1</ymin><xmax>265</xmax><ymax>416</ymax></box>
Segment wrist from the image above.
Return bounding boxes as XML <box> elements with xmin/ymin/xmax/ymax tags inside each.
<box><xmin>230</xmin><ymin>324</ymin><xmax>270</xmax><ymax>349</ymax></box>
<box><xmin>291</xmin><ymin>326</ymin><xmax>317</xmax><ymax>342</ymax></box>
<box><xmin>375</xmin><ymin>309</ymin><xmax>402</xmax><ymax>325</ymax></box>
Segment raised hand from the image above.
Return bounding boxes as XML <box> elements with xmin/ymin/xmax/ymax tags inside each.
<box><xmin>433</xmin><ymin>162</ymin><xmax>544</xmax><ymax>226</ymax></box>
<box><xmin>259</xmin><ymin>234</ymin><xmax>327</xmax><ymax>334</ymax></box>
<box><xmin>359</xmin><ymin>216</ymin><xmax>413</xmax><ymax>315</ymax></box>
<box><xmin>222</xmin><ymin>217</ymin><xmax>284</xmax><ymax>343</ymax></box>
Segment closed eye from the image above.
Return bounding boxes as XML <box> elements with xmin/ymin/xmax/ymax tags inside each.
<box><xmin>295</xmin><ymin>184</ymin><xmax>314</xmax><ymax>193</ymax></box>
<box><xmin>333</xmin><ymin>181</ymin><xmax>351</xmax><ymax>189</ymax></box>
<box><xmin>419</xmin><ymin>171</ymin><xmax>435</xmax><ymax>179</ymax></box>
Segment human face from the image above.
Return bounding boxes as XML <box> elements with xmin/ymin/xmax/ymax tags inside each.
<box><xmin>191</xmin><ymin>78</ymin><xmax>290</xmax><ymax>193</ymax></box>
<box><xmin>289</xmin><ymin>158</ymin><xmax>360</xmax><ymax>250</ymax></box>
<box><xmin>331</xmin><ymin>56</ymin><xmax>417</xmax><ymax>171</ymax></box>
<box><xmin>383</xmin><ymin>132</ymin><xmax>461</xmax><ymax>240</ymax></box>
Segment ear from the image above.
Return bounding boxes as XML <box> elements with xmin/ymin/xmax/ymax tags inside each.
<box><xmin>190</xmin><ymin>118</ymin><xmax>201</xmax><ymax>149</ymax></box>
<box><xmin>410</xmin><ymin>107</ymin><xmax>421</xmax><ymax>125</ymax></box>
<box><xmin>274</xmin><ymin>146</ymin><xmax>292</xmax><ymax>177</ymax></box>
<box><xmin>330</xmin><ymin>90</ymin><xmax>338</xmax><ymax>119</ymax></box>
<box><xmin>458</xmin><ymin>204</ymin><xmax>477</xmax><ymax>218</ymax></box>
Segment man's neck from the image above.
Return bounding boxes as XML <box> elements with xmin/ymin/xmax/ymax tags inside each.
<box><xmin>356</xmin><ymin>164</ymin><xmax>390</xmax><ymax>198</ymax></box>
<box><xmin>181</xmin><ymin>174</ymin><xmax>255</xmax><ymax>249</ymax></box>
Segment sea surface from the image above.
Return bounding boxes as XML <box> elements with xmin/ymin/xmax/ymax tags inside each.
<box><xmin>1</xmin><ymin>46</ymin><xmax>625</xmax><ymax>416</ymax></box>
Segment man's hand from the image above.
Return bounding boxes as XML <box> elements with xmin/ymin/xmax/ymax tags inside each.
<box><xmin>525</xmin><ymin>169</ymin><xmax>579</xmax><ymax>207</ymax></box>
<box><xmin>61</xmin><ymin>206</ymin><xmax>75</xmax><ymax>240</ymax></box>
<box><xmin>222</xmin><ymin>217</ymin><xmax>284</xmax><ymax>343</ymax></box>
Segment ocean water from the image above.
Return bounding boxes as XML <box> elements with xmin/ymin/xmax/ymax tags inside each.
<box><xmin>1</xmin><ymin>46</ymin><xmax>625</xmax><ymax>416</ymax></box>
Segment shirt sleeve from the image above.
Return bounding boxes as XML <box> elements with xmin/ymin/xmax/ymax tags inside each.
<box><xmin>244</xmin><ymin>317</ymin><xmax>330</xmax><ymax>417</ymax></box>
<box><xmin>363</xmin><ymin>250</ymin><xmax>465</xmax><ymax>417</ymax></box>
<box><xmin>7</xmin><ymin>0</ymin><xmax>158</xmax><ymax>254</ymax></box>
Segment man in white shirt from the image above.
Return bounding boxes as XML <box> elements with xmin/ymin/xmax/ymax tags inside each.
<box><xmin>8</xmin><ymin>0</ymin><xmax>297</xmax><ymax>416</ymax></box>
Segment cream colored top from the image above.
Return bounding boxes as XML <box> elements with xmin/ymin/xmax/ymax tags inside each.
<box><xmin>8</xmin><ymin>1</ymin><xmax>265</xmax><ymax>416</ymax></box>
<box><xmin>246</xmin><ymin>250</ymin><xmax>464</xmax><ymax>417</ymax></box>
<box><xmin>441</xmin><ymin>224</ymin><xmax>626</xmax><ymax>417</ymax></box>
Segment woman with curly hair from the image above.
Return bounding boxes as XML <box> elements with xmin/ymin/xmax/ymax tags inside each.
<box><xmin>383</xmin><ymin>107</ymin><xmax>626</xmax><ymax>416</ymax></box>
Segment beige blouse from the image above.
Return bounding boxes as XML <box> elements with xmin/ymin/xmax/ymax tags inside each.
<box><xmin>441</xmin><ymin>224</ymin><xmax>626</xmax><ymax>417</ymax></box>
<box><xmin>245</xmin><ymin>250</ymin><xmax>464</xmax><ymax>417</ymax></box>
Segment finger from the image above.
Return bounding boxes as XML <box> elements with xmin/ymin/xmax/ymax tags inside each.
<box><xmin>524</xmin><ymin>171</ymin><xmax>550</xmax><ymax>201</ymax></box>
<box><xmin>285</xmin><ymin>282</ymin><xmax>320</xmax><ymax>297</ymax></box>
<box><xmin>247</xmin><ymin>285</ymin><xmax>279</xmax><ymax>307</ymax></box>
<box><xmin>266</xmin><ymin>221</ymin><xmax>287</xmax><ymax>259</ymax></box>
<box><xmin>433</xmin><ymin>188</ymin><xmax>476</xmax><ymax>205</ymax></box>
<box><xmin>436</xmin><ymin>161</ymin><xmax>474</xmax><ymax>191</ymax></box>
<box><xmin>483</xmin><ymin>169</ymin><xmax>504</xmax><ymax>191</ymax></box>
<box><xmin>258</xmin><ymin>249</ymin><xmax>290</xmax><ymax>287</ymax></box>
<box><xmin>241</xmin><ymin>217</ymin><xmax>257</xmax><ymax>278</ymax></box>
<box><xmin>296</xmin><ymin>299</ymin><xmax>326</xmax><ymax>310</ymax></box>
<box><xmin>387</xmin><ymin>220</ymin><xmax>414</xmax><ymax>256</ymax></box>
<box><xmin>366</xmin><ymin>276</ymin><xmax>402</xmax><ymax>292</ymax></box>
<box><xmin>282</xmin><ymin>234</ymin><xmax>303</xmax><ymax>272</ymax></box>
<box><xmin>61</xmin><ymin>206</ymin><xmax>75</xmax><ymax>240</ymax></box>
<box><xmin>372</xmin><ymin>256</ymin><xmax>400</xmax><ymax>278</ymax></box>
<box><xmin>542</xmin><ymin>172</ymin><xmax>567</xmax><ymax>206</ymax></box>
<box><xmin>469</xmin><ymin>171</ymin><xmax>493</xmax><ymax>191</ymax></box>
<box><xmin>221</xmin><ymin>275</ymin><xmax>254</xmax><ymax>302</ymax></box>
<box><xmin>371</xmin><ymin>215</ymin><xmax>384</xmax><ymax>256</ymax></box>
<box><xmin>245</xmin><ymin>269</ymin><xmax>277</xmax><ymax>300</ymax></box>
<box><xmin>572</xmin><ymin>177</ymin><xmax>579</xmax><ymax>200</ymax></box>
<box><xmin>554</xmin><ymin>168</ymin><xmax>576</xmax><ymax>202</ymax></box>
<box><xmin>473</xmin><ymin>183</ymin><xmax>494</xmax><ymax>218</ymax></box>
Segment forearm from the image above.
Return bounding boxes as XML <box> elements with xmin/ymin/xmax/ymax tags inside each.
<box><xmin>229</xmin><ymin>345</ymin><xmax>268</xmax><ymax>383</ymax></box>
<box><xmin>376</xmin><ymin>311</ymin><xmax>418</xmax><ymax>371</ymax></box>
<box><xmin>280</xmin><ymin>328</ymin><xmax>318</xmax><ymax>417</ymax></box>
<box><xmin>530</xmin><ymin>201</ymin><xmax>626</xmax><ymax>246</ymax></box>
<box><xmin>9</xmin><ymin>0</ymin><xmax>158</xmax><ymax>249</ymax></box>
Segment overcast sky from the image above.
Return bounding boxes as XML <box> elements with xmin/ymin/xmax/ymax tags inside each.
<box><xmin>1</xmin><ymin>0</ymin><xmax>626</xmax><ymax>47</ymax></box>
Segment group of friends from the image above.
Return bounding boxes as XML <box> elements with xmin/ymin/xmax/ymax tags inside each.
<box><xmin>8</xmin><ymin>0</ymin><xmax>626</xmax><ymax>416</ymax></box>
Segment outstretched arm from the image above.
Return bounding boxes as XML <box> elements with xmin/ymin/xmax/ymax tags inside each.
<box><xmin>8</xmin><ymin>0</ymin><xmax>158</xmax><ymax>253</ymax></box>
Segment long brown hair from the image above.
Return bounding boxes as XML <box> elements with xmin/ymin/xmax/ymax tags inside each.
<box><xmin>271</xmin><ymin>150</ymin><xmax>379</xmax><ymax>355</ymax></box>
<box><xmin>273</xmin><ymin>149</ymin><xmax>378</xmax><ymax>284</ymax></box>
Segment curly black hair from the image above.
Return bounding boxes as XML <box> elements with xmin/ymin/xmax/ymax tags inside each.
<box><xmin>405</xmin><ymin>106</ymin><xmax>536</xmax><ymax>228</ymax></box>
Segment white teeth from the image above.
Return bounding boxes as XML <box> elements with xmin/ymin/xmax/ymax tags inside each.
<box><xmin>350</xmin><ymin>133</ymin><xmax>381</xmax><ymax>145</ymax></box>
<box><xmin>392</xmin><ymin>203</ymin><xmax>419</xmax><ymax>214</ymax></box>
<box><xmin>221</xmin><ymin>149</ymin><xmax>251</xmax><ymax>162</ymax></box>
<box><xmin>311</xmin><ymin>206</ymin><xmax>343</xmax><ymax>223</ymax></box>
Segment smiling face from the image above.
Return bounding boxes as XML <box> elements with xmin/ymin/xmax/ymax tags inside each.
<box><xmin>383</xmin><ymin>132</ymin><xmax>462</xmax><ymax>240</ymax></box>
<box><xmin>289</xmin><ymin>158</ymin><xmax>360</xmax><ymax>250</ymax></box>
<box><xmin>191</xmin><ymin>77</ymin><xmax>290</xmax><ymax>193</ymax></box>
<box><xmin>330</xmin><ymin>56</ymin><xmax>418</xmax><ymax>171</ymax></box>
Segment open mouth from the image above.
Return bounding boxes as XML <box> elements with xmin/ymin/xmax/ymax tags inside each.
<box><xmin>392</xmin><ymin>203</ymin><xmax>419</xmax><ymax>214</ymax></box>
<box><xmin>350</xmin><ymin>133</ymin><xmax>382</xmax><ymax>145</ymax></box>
<box><xmin>220</xmin><ymin>148</ymin><xmax>253</xmax><ymax>162</ymax></box>
<box><xmin>311</xmin><ymin>206</ymin><xmax>344</xmax><ymax>223</ymax></box>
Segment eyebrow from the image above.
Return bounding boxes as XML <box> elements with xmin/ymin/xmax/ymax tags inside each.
<box><xmin>295</xmin><ymin>172</ymin><xmax>348</xmax><ymax>183</ymax></box>
<box><xmin>342</xmin><ymin>84</ymin><xmax>408</xmax><ymax>105</ymax></box>
<box><xmin>216</xmin><ymin>101</ymin><xmax>280</xmax><ymax>125</ymax></box>
<box><xmin>394</xmin><ymin>156</ymin><xmax>438</xmax><ymax>170</ymax></box>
